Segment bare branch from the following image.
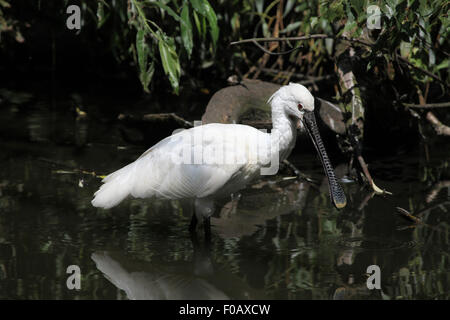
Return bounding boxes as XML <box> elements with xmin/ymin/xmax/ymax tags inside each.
<box><xmin>119</xmin><ymin>112</ymin><xmax>193</xmax><ymax>128</ymax></box>
<box><xmin>230</xmin><ymin>34</ymin><xmax>373</xmax><ymax>48</ymax></box>
<box><xmin>426</xmin><ymin>111</ymin><xmax>450</xmax><ymax>136</ymax></box>
<box><xmin>251</xmin><ymin>39</ymin><xmax>303</xmax><ymax>55</ymax></box>
<box><xmin>397</xmin><ymin>55</ymin><xmax>449</xmax><ymax>88</ymax></box>
<box><xmin>260</xmin><ymin>68</ymin><xmax>334</xmax><ymax>84</ymax></box>
<box><xmin>396</xmin><ymin>207</ymin><xmax>422</xmax><ymax>224</ymax></box>
<box><xmin>426</xmin><ymin>181</ymin><xmax>450</xmax><ymax>203</ymax></box>
<box><xmin>231</xmin><ymin>35</ymin><xmax>448</xmax><ymax>88</ymax></box>
<box><xmin>357</xmin><ymin>155</ymin><xmax>392</xmax><ymax>195</ymax></box>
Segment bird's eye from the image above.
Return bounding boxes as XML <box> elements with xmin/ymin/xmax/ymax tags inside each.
<box><xmin>298</xmin><ymin>104</ymin><xmax>303</xmax><ymax>110</ymax></box>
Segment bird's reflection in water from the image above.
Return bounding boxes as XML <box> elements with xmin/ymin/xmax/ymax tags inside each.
<box><xmin>210</xmin><ymin>163</ymin><xmax>349</xmax><ymax>239</ymax></box>
<box><xmin>91</xmin><ymin>237</ymin><xmax>266</xmax><ymax>300</ymax></box>
<box><xmin>212</xmin><ymin>178</ymin><xmax>310</xmax><ymax>238</ymax></box>
<box><xmin>92</xmin><ymin>251</ymin><xmax>227</xmax><ymax>299</ymax></box>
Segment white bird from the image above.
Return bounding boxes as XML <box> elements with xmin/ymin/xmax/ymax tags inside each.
<box><xmin>92</xmin><ymin>83</ymin><xmax>346</xmax><ymax>235</ymax></box>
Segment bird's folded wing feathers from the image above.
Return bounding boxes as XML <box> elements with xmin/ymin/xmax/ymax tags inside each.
<box><xmin>92</xmin><ymin>124</ymin><xmax>271</xmax><ymax>208</ymax></box>
<box><xmin>129</xmin><ymin>124</ymin><xmax>270</xmax><ymax>199</ymax></box>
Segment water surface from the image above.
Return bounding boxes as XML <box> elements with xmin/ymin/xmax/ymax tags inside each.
<box><xmin>0</xmin><ymin>92</ymin><xmax>448</xmax><ymax>299</ymax></box>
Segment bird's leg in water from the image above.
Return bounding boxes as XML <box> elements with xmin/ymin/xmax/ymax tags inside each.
<box><xmin>203</xmin><ymin>216</ymin><xmax>211</xmax><ymax>242</ymax></box>
<box><xmin>189</xmin><ymin>215</ymin><xmax>211</xmax><ymax>243</ymax></box>
<box><xmin>190</xmin><ymin>227</ymin><xmax>214</xmax><ymax>277</ymax></box>
<box><xmin>189</xmin><ymin>213</ymin><xmax>198</xmax><ymax>234</ymax></box>
<box><xmin>194</xmin><ymin>198</ymin><xmax>215</xmax><ymax>242</ymax></box>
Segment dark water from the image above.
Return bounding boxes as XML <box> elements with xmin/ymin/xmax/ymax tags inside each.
<box><xmin>0</xmin><ymin>91</ymin><xmax>449</xmax><ymax>300</ymax></box>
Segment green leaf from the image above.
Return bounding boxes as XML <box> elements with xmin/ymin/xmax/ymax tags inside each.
<box><xmin>141</xmin><ymin>61</ymin><xmax>155</xmax><ymax>93</ymax></box>
<box><xmin>192</xmin><ymin>10</ymin><xmax>203</xmax><ymax>37</ymax></box>
<box><xmin>158</xmin><ymin>37</ymin><xmax>181</xmax><ymax>94</ymax></box>
<box><xmin>343</xmin><ymin>20</ymin><xmax>357</xmax><ymax>33</ymax></box>
<box><xmin>96</xmin><ymin>1</ymin><xmax>109</xmax><ymax>29</ymax></box>
<box><xmin>190</xmin><ymin>0</ymin><xmax>219</xmax><ymax>49</ymax></box>
<box><xmin>0</xmin><ymin>0</ymin><xmax>11</xmax><ymax>8</ymax></box>
<box><xmin>136</xmin><ymin>29</ymin><xmax>153</xmax><ymax>92</ymax></box>
<box><xmin>203</xmin><ymin>1</ymin><xmax>219</xmax><ymax>48</ymax></box>
<box><xmin>147</xmin><ymin>1</ymin><xmax>180</xmax><ymax>22</ymax></box>
<box><xmin>436</xmin><ymin>60</ymin><xmax>449</xmax><ymax>70</ymax></box>
<box><xmin>230</xmin><ymin>12</ymin><xmax>240</xmax><ymax>33</ymax></box>
<box><xmin>136</xmin><ymin>29</ymin><xmax>148</xmax><ymax>72</ymax></box>
<box><xmin>281</xmin><ymin>21</ymin><xmax>302</xmax><ymax>34</ymax></box>
<box><xmin>283</xmin><ymin>0</ymin><xmax>296</xmax><ymax>17</ymax></box>
<box><xmin>180</xmin><ymin>3</ymin><xmax>193</xmax><ymax>58</ymax></box>
<box><xmin>190</xmin><ymin>0</ymin><xmax>206</xmax><ymax>15</ymax></box>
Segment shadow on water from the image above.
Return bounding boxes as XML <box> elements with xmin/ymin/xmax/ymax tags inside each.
<box><xmin>0</xmin><ymin>91</ymin><xmax>449</xmax><ymax>299</ymax></box>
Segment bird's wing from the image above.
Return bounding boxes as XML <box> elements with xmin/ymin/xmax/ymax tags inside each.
<box><xmin>127</xmin><ymin>123</ymin><xmax>271</xmax><ymax>200</ymax></box>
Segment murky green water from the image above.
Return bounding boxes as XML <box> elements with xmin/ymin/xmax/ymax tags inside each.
<box><xmin>0</xmin><ymin>91</ymin><xmax>449</xmax><ymax>300</ymax></box>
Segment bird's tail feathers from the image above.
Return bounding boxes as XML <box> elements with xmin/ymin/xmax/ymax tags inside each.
<box><xmin>91</xmin><ymin>163</ymin><xmax>135</xmax><ymax>209</ymax></box>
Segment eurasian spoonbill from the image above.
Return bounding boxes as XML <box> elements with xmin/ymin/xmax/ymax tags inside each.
<box><xmin>91</xmin><ymin>83</ymin><xmax>347</xmax><ymax>236</ymax></box>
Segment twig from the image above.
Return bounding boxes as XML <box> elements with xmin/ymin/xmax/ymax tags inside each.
<box><xmin>261</xmin><ymin>68</ymin><xmax>335</xmax><ymax>84</ymax></box>
<box><xmin>395</xmin><ymin>207</ymin><xmax>443</xmax><ymax>232</ymax></box>
<box><xmin>230</xmin><ymin>34</ymin><xmax>373</xmax><ymax>48</ymax></box>
<box><xmin>299</xmin><ymin>75</ymin><xmax>335</xmax><ymax>86</ymax></box>
<box><xmin>251</xmin><ymin>39</ymin><xmax>303</xmax><ymax>55</ymax></box>
<box><xmin>232</xmin><ymin>36</ymin><xmax>447</xmax><ymax>88</ymax></box>
<box><xmin>404</xmin><ymin>102</ymin><xmax>450</xmax><ymax>109</ymax></box>
<box><xmin>118</xmin><ymin>112</ymin><xmax>193</xmax><ymax>128</ymax></box>
<box><xmin>396</xmin><ymin>207</ymin><xmax>422</xmax><ymax>224</ymax></box>
<box><xmin>38</xmin><ymin>158</ymin><xmax>106</xmax><ymax>179</ymax></box>
<box><xmin>397</xmin><ymin>55</ymin><xmax>449</xmax><ymax>88</ymax></box>
<box><xmin>415</xmin><ymin>200</ymin><xmax>450</xmax><ymax>218</ymax></box>
<box><xmin>357</xmin><ymin>191</ymin><xmax>376</xmax><ymax>211</ymax></box>
<box><xmin>282</xmin><ymin>159</ymin><xmax>316</xmax><ymax>183</ymax></box>
<box><xmin>357</xmin><ymin>155</ymin><xmax>391</xmax><ymax>195</ymax></box>
<box><xmin>426</xmin><ymin>181</ymin><xmax>450</xmax><ymax>203</ymax></box>
<box><xmin>426</xmin><ymin>111</ymin><xmax>450</xmax><ymax>136</ymax></box>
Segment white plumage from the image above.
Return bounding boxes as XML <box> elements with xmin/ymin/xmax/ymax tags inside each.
<box><xmin>91</xmin><ymin>83</ymin><xmax>345</xmax><ymax>214</ymax></box>
<box><xmin>92</xmin><ymin>123</ymin><xmax>273</xmax><ymax>209</ymax></box>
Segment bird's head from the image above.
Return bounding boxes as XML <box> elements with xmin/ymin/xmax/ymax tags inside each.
<box><xmin>268</xmin><ymin>82</ymin><xmax>347</xmax><ymax>210</ymax></box>
<box><xmin>268</xmin><ymin>82</ymin><xmax>315</xmax><ymax>123</ymax></box>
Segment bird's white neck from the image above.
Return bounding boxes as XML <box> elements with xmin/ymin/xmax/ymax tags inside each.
<box><xmin>270</xmin><ymin>97</ymin><xmax>298</xmax><ymax>161</ymax></box>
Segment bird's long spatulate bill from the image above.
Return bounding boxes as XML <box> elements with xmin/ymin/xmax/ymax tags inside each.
<box><xmin>302</xmin><ymin>112</ymin><xmax>347</xmax><ymax>209</ymax></box>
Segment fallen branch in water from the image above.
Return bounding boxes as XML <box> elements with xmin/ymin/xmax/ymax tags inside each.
<box><xmin>404</xmin><ymin>102</ymin><xmax>450</xmax><ymax>109</ymax></box>
<box><xmin>38</xmin><ymin>158</ymin><xmax>106</xmax><ymax>179</ymax></box>
<box><xmin>395</xmin><ymin>206</ymin><xmax>445</xmax><ymax>232</ymax></box>
<box><xmin>426</xmin><ymin>111</ymin><xmax>450</xmax><ymax>136</ymax></box>
<box><xmin>118</xmin><ymin>112</ymin><xmax>193</xmax><ymax>128</ymax></box>
<box><xmin>356</xmin><ymin>155</ymin><xmax>391</xmax><ymax>195</ymax></box>
<box><xmin>396</xmin><ymin>207</ymin><xmax>422</xmax><ymax>224</ymax></box>
<box><xmin>415</xmin><ymin>200</ymin><xmax>450</xmax><ymax>218</ymax></box>
<box><xmin>357</xmin><ymin>191</ymin><xmax>376</xmax><ymax>211</ymax></box>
